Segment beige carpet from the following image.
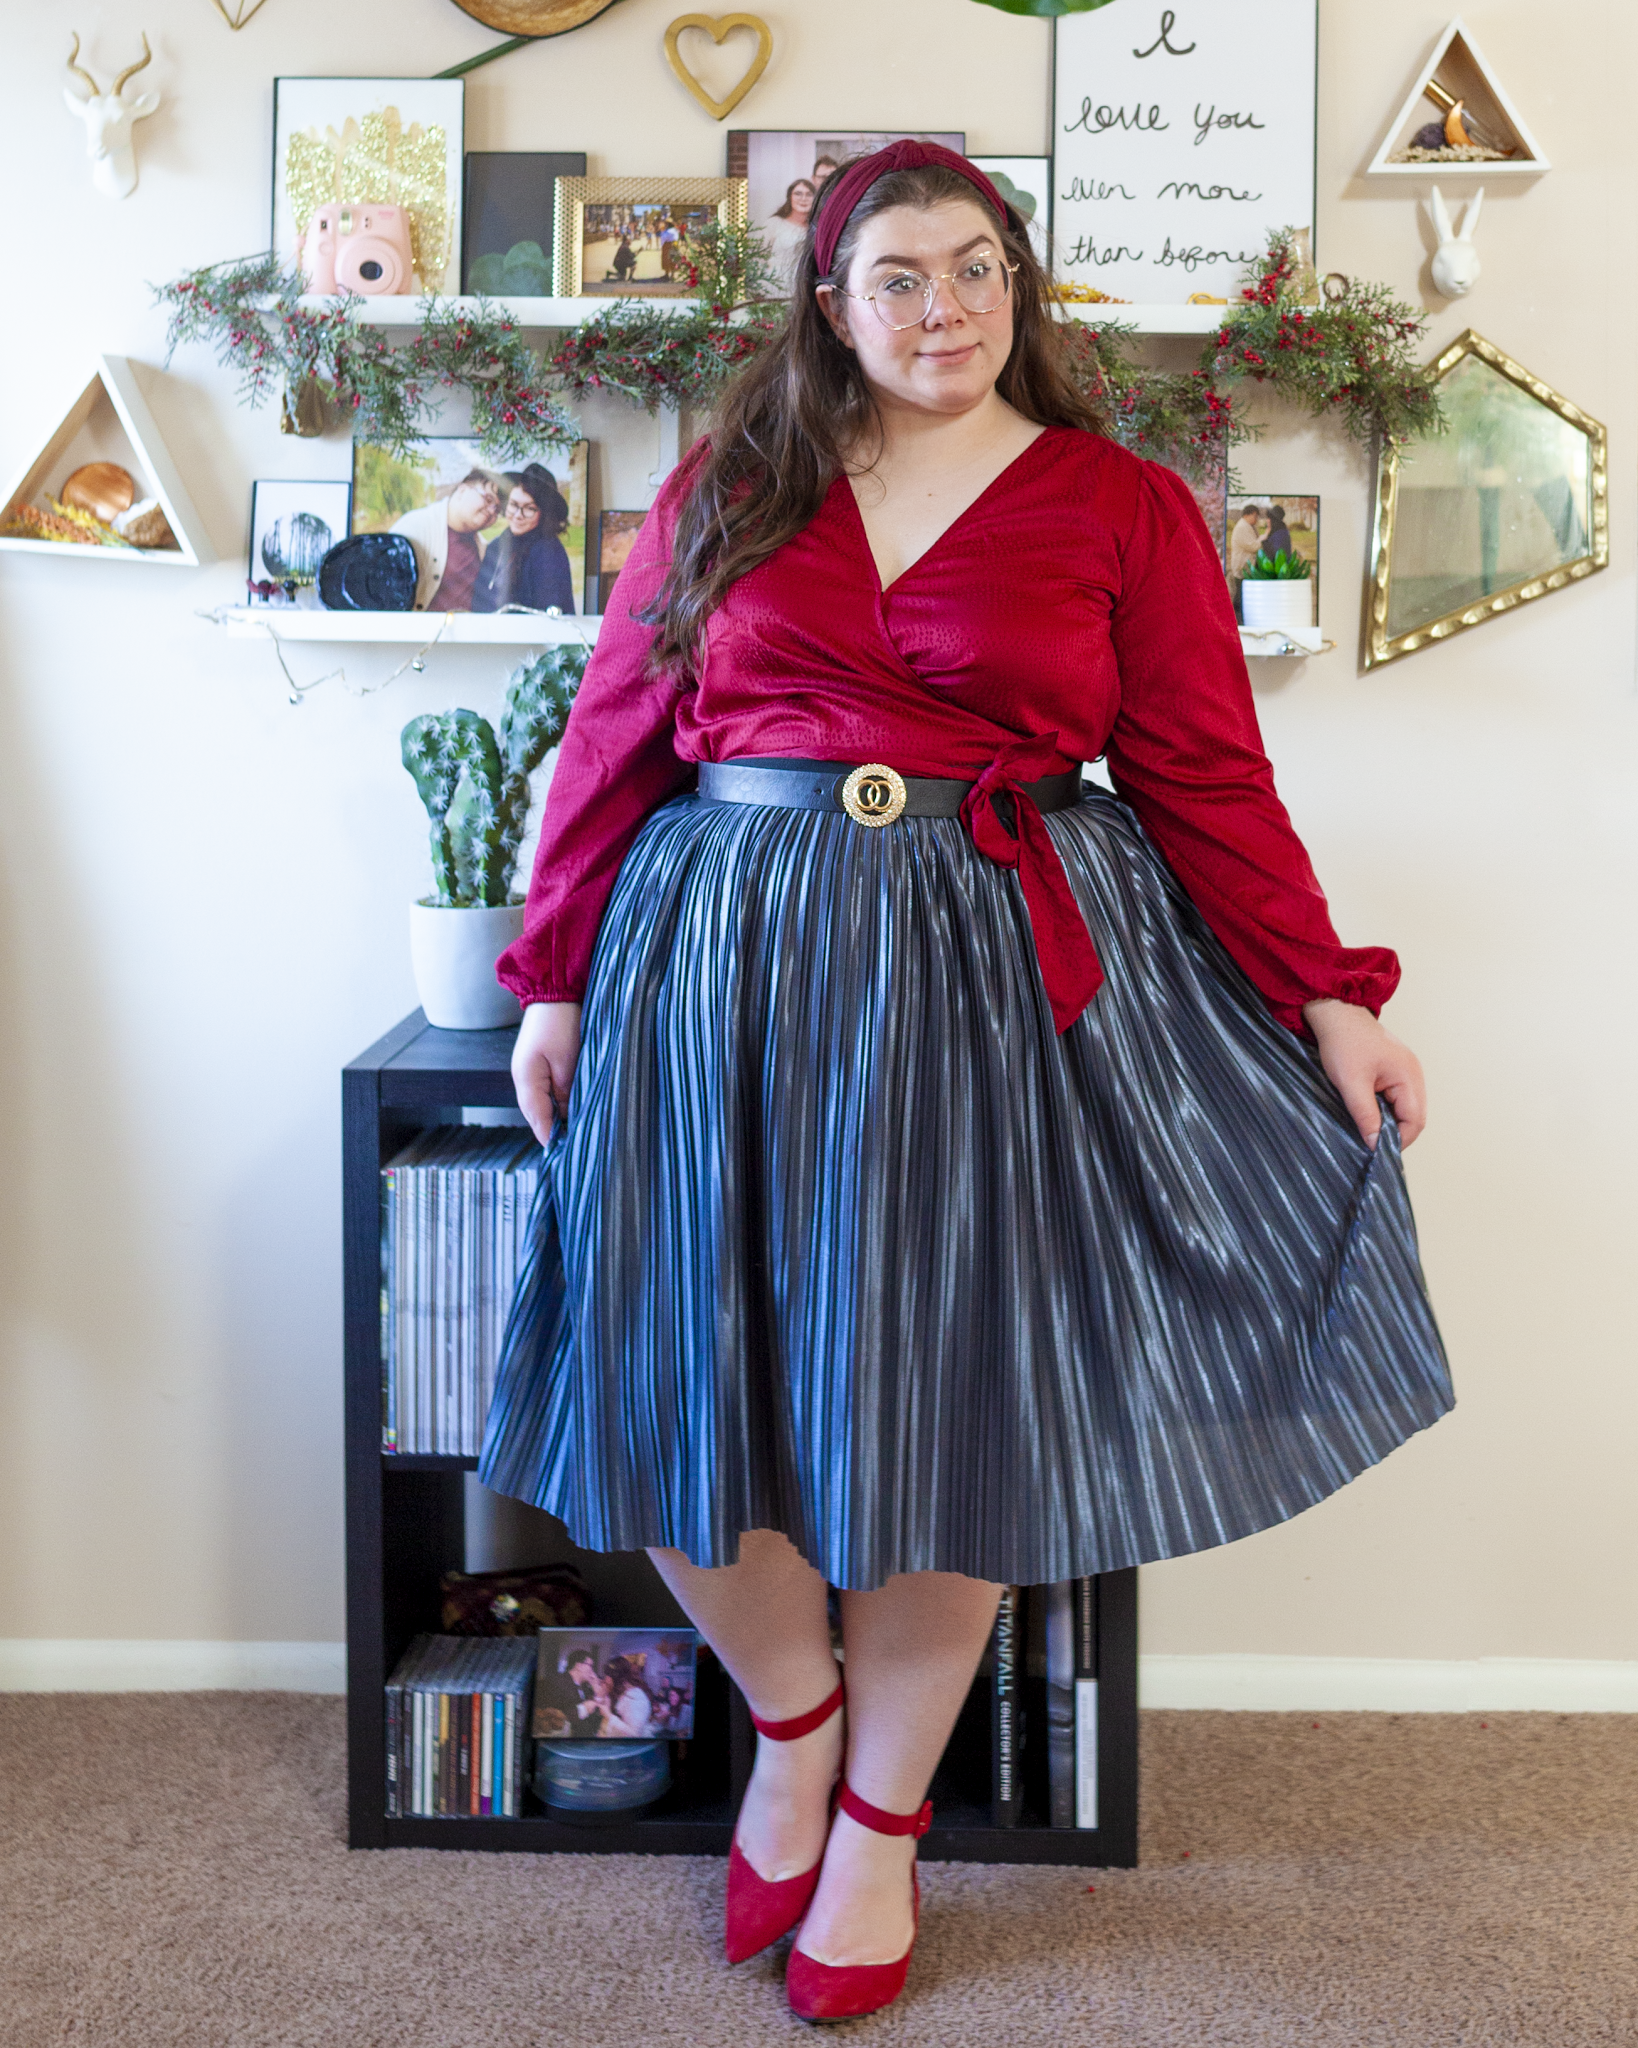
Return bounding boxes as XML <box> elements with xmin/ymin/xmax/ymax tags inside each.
<box><xmin>1</xmin><ymin>1696</ymin><xmax>1635</xmax><ymax>2046</ymax></box>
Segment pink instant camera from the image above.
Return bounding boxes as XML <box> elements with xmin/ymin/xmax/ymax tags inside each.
<box><xmin>301</xmin><ymin>204</ymin><xmax>415</xmax><ymax>296</ymax></box>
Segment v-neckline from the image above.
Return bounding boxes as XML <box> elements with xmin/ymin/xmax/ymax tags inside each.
<box><xmin>840</xmin><ymin>424</ymin><xmax>1056</xmax><ymax>596</ymax></box>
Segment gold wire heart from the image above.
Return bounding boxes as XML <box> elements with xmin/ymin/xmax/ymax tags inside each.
<box><xmin>211</xmin><ymin>0</ymin><xmax>272</xmax><ymax>25</ymax></box>
<box><xmin>663</xmin><ymin>13</ymin><xmax>773</xmax><ymax>123</ymax></box>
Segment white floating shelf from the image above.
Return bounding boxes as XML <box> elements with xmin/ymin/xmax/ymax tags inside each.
<box><xmin>1058</xmin><ymin>303</ymin><xmax>1229</xmax><ymax>335</ymax></box>
<box><xmin>298</xmin><ymin>295</ymin><xmax>702</xmax><ymax>327</ymax></box>
<box><xmin>300</xmin><ymin>294</ymin><xmax>1229</xmax><ymax>337</ymax></box>
<box><xmin>1240</xmin><ymin>625</ymin><xmax>1325</xmax><ymax>658</ymax></box>
<box><xmin>214</xmin><ymin>607</ymin><xmax>606</xmax><ymax>646</ymax></box>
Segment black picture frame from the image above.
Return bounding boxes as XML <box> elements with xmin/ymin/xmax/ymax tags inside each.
<box><xmin>586</xmin><ymin>508</ymin><xmax>647</xmax><ymax>617</ymax></box>
<box><xmin>248</xmin><ymin>477</ymin><xmax>354</xmax><ymax>590</ymax></box>
<box><xmin>462</xmin><ymin>152</ymin><xmax>588</xmax><ymax>295</ymax></box>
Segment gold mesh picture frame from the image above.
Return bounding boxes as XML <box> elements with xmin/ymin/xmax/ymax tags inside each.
<box><xmin>554</xmin><ymin>177</ymin><xmax>748</xmax><ymax>297</ymax></box>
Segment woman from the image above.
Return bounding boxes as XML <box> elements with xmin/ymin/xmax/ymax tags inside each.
<box><xmin>474</xmin><ymin>465</ymin><xmax>575</xmax><ymax>616</ymax></box>
<box><xmin>481</xmin><ymin>143</ymin><xmax>1450</xmax><ymax>2021</ymax></box>
<box><xmin>596</xmin><ymin>1654</ymin><xmax>656</xmax><ymax>1738</ymax></box>
<box><xmin>765</xmin><ymin>176</ymin><xmax>817</xmax><ymax>294</ymax></box>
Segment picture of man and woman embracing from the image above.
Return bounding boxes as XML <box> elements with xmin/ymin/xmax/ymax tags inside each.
<box><xmin>352</xmin><ymin>437</ymin><xmax>589</xmax><ymax>614</ymax></box>
<box><xmin>531</xmin><ymin>1629</ymin><xmax>698</xmax><ymax>1742</ymax></box>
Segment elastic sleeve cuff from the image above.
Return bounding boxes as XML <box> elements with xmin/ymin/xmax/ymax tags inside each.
<box><xmin>497</xmin><ymin>970</ymin><xmax>586</xmax><ymax>1008</ymax></box>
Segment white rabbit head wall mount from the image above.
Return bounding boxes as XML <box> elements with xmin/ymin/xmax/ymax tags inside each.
<box><xmin>1428</xmin><ymin>185</ymin><xmax>1484</xmax><ymax>299</ymax></box>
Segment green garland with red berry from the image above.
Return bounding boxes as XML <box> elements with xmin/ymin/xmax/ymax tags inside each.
<box><xmin>155</xmin><ymin>228</ymin><xmax>1437</xmax><ymax>480</ymax></box>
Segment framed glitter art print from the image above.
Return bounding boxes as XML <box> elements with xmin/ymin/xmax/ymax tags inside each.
<box><xmin>272</xmin><ymin>77</ymin><xmax>465</xmax><ymax>297</ymax></box>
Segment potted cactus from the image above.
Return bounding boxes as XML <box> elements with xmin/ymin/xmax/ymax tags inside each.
<box><xmin>401</xmin><ymin>645</ymin><xmax>587</xmax><ymax>1030</ymax></box>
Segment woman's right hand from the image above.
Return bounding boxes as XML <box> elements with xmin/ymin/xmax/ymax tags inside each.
<box><xmin>512</xmin><ymin>1000</ymin><xmax>582</xmax><ymax>1146</ymax></box>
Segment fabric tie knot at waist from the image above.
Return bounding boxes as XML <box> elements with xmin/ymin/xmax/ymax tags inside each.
<box><xmin>958</xmin><ymin>735</ymin><xmax>1103</xmax><ymax>1034</ymax></box>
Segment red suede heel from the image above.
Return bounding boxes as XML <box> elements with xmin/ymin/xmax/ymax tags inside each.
<box><xmin>784</xmin><ymin>1784</ymin><xmax>933</xmax><ymax>2021</ymax></box>
<box><xmin>724</xmin><ymin>1679</ymin><xmax>845</xmax><ymax>1966</ymax></box>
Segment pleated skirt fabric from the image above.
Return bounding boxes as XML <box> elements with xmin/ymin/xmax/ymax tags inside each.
<box><xmin>478</xmin><ymin>784</ymin><xmax>1452</xmax><ymax>1590</ymax></box>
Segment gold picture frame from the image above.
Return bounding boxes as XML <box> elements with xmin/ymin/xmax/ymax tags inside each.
<box><xmin>1364</xmin><ymin>329</ymin><xmax>1608</xmax><ymax>669</ymax></box>
<box><xmin>554</xmin><ymin>176</ymin><xmax>748</xmax><ymax>297</ymax></box>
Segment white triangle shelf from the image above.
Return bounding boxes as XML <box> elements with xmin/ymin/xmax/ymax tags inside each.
<box><xmin>0</xmin><ymin>356</ymin><xmax>213</xmax><ymax>567</ymax></box>
<box><xmin>1367</xmin><ymin>17</ymin><xmax>1548</xmax><ymax>178</ymax></box>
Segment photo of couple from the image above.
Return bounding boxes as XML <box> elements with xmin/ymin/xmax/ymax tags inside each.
<box><xmin>585</xmin><ymin>201</ymin><xmax>716</xmax><ymax>288</ymax></box>
<box><xmin>352</xmin><ymin>437</ymin><xmax>589</xmax><ymax>614</ymax></box>
<box><xmin>1227</xmin><ymin>494</ymin><xmax>1320</xmax><ymax>619</ymax></box>
<box><xmin>531</xmin><ymin>1629</ymin><xmax>698</xmax><ymax>1742</ymax></box>
<box><xmin>732</xmin><ymin>130</ymin><xmax>964</xmax><ymax>293</ymax></box>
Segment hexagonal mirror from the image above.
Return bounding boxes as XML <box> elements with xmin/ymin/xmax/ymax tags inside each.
<box><xmin>1365</xmin><ymin>330</ymin><xmax>1607</xmax><ymax>667</ymax></box>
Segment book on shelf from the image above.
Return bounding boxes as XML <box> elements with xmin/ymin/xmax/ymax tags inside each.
<box><xmin>1045</xmin><ymin>1577</ymin><xmax>1098</xmax><ymax>1830</ymax></box>
<box><xmin>381</xmin><ymin>1127</ymin><xmax>543</xmax><ymax>1456</ymax></box>
<box><xmin>386</xmin><ymin>1633</ymin><xmax>537</xmax><ymax>1819</ymax></box>
<box><xmin>990</xmin><ymin>1586</ymin><xmax>1022</xmax><ymax>1827</ymax></box>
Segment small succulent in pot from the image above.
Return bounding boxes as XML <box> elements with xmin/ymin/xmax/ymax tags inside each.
<box><xmin>401</xmin><ymin>644</ymin><xmax>588</xmax><ymax>909</ymax></box>
<box><xmin>1241</xmin><ymin>548</ymin><xmax>1311</xmax><ymax>580</ymax></box>
<box><xmin>400</xmin><ymin>644</ymin><xmax>588</xmax><ymax>1030</ymax></box>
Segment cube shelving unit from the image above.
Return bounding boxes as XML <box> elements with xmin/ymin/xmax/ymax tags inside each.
<box><xmin>344</xmin><ymin>1009</ymin><xmax>1138</xmax><ymax>1864</ymax></box>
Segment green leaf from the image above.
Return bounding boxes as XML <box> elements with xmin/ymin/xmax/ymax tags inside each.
<box><xmin>968</xmin><ymin>0</ymin><xmax>1118</xmax><ymax>14</ymax></box>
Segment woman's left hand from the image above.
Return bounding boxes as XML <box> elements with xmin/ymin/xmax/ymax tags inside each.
<box><xmin>1302</xmin><ymin>999</ymin><xmax>1427</xmax><ymax>1150</ymax></box>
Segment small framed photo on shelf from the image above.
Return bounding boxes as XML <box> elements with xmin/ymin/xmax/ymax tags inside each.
<box><xmin>587</xmin><ymin>509</ymin><xmax>646</xmax><ymax>616</ymax></box>
<box><xmin>1227</xmin><ymin>493</ymin><xmax>1319</xmax><ymax>623</ymax></box>
<box><xmin>351</xmin><ymin>437</ymin><xmax>589</xmax><ymax>615</ymax></box>
<box><xmin>248</xmin><ymin>478</ymin><xmax>352</xmax><ymax>601</ymax></box>
<box><xmin>271</xmin><ymin>76</ymin><xmax>465</xmax><ymax>295</ymax></box>
<box><xmin>554</xmin><ymin>178</ymin><xmax>747</xmax><ymax>298</ymax></box>
<box><xmin>727</xmin><ymin>130</ymin><xmax>964</xmax><ymax>293</ymax></box>
<box><xmin>462</xmin><ymin>151</ymin><xmax>587</xmax><ymax>295</ymax></box>
<box><xmin>969</xmin><ymin>156</ymin><xmax>1051</xmax><ymax>268</ymax></box>
<box><xmin>534</xmin><ymin>1629</ymin><xmax>699</xmax><ymax>1741</ymax></box>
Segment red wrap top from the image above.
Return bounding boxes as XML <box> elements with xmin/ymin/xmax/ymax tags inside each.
<box><xmin>497</xmin><ymin>426</ymin><xmax>1398</xmax><ymax>1034</ymax></box>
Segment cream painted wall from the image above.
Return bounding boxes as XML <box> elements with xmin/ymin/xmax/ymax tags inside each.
<box><xmin>0</xmin><ymin>0</ymin><xmax>1631</xmax><ymax>1663</ymax></box>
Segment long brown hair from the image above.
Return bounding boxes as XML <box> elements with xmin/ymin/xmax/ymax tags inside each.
<box><xmin>642</xmin><ymin>160</ymin><xmax>1104</xmax><ymax>675</ymax></box>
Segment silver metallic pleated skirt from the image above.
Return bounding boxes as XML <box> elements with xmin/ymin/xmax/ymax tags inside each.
<box><xmin>478</xmin><ymin>783</ymin><xmax>1452</xmax><ymax>1589</ymax></box>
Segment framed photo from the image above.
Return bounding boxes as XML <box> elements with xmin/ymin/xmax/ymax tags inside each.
<box><xmin>727</xmin><ymin>130</ymin><xmax>964</xmax><ymax>293</ymax></box>
<box><xmin>1186</xmin><ymin>466</ymin><xmax>1229</xmax><ymax>575</ymax></box>
<box><xmin>969</xmin><ymin>156</ymin><xmax>1051</xmax><ymax>269</ymax></box>
<box><xmin>587</xmin><ymin>508</ymin><xmax>647</xmax><ymax>616</ymax></box>
<box><xmin>462</xmin><ymin>151</ymin><xmax>587</xmax><ymax>295</ymax></box>
<box><xmin>351</xmin><ymin>436</ymin><xmax>589</xmax><ymax>615</ymax></box>
<box><xmin>554</xmin><ymin>178</ymin><xmax>747</xmax><ymax>298</ymax></box>
<box><xmin>1052</xmin><ymin>4</ymin><xmax>1317</xmax><ymax>305</ymax></box>
<box><xmin>248</xmin><ymin>478</ymin><xmax>352</xmax><ymax>592</ymax></box>
<box><xmin>272</xmin><ymin>77</ymin><xmax>464</xmax><ymax>295</ymax></box>
<box><xmin>1227</xmin><ymin>493</ymin><xmax>1319</xmax><ymax>622</ymax></box>
<box><xmin>533</xmin><ymin>1628</ymin><xmax>699</xmax><ymax>1741</ymax></box>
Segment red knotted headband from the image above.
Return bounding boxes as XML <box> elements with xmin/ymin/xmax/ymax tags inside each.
<box><xmin>811</xmin><ymin>140</ymin><xmax>1010</xmax><ymax>281</ymax></box>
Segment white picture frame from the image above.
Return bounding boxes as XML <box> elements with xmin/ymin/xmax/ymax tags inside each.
<box><xmin>1052</xmin><ymin>3</ymin><xmax>1317</xmax><ymax>305</ymax></box>
<box><xmin>271</xmin><ymin>77</ymin><xmax>465</xmax><ymax>295</ymax></box>
<box><xmin>249</xmin><ymin>477</ymin><xmax>353</xmax><ymax>595</ymax></box>
<box><xmin>969</xmin><ymin>157</ymin><xmax>1052</xmax><ymax>269</ymax></box>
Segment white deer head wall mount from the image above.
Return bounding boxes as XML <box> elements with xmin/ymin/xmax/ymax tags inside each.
<box><xmin>64</xmin><ymin>33</ymin><xmax>160</xmax><ymax>200</ymax></box>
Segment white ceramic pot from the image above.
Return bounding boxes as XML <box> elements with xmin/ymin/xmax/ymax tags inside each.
<box><xmin>1240</xmin><ymin>578</ymin><xmax>1314</xmax><ymax>633</ymax></box>
<box><xmin>409</xmin><ymin>900</ymin><xmax>526</xmax><ymax>1031</ymax></box>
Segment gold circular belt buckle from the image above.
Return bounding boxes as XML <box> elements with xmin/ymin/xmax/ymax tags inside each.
<box><xmin>840</xmin><ymin>762</ymin><xmax>907</xmax><ymax>827</ymax></box>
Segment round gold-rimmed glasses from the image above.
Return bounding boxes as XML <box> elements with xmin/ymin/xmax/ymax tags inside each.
<box><xmin>822</xmin><ymin>251</ymin><xmax>1019</xmax><ymax>331</ymax></box>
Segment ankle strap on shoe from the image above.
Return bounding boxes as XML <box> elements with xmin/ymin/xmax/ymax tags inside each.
<box><xmin>838</xmin><ymin>1783</ymin><xmax>934</xmax><ymax>1838</ymax></box>
<box><xmin>748</xmin><ymin>1678</ymin><xmax>845</xmax><ymax>1742</ymax></box>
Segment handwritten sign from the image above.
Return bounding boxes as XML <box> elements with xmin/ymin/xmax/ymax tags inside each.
<box><xmin>1053</xmin><ymin>1</ymin><xmax>1316</xmax><ymax>304</ymax></box>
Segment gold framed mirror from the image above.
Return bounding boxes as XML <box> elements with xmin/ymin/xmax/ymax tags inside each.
<box><xmin>1365</xmin><ymin>330</ymin><xmax>1607</xmax><ymax>668</ymax></box>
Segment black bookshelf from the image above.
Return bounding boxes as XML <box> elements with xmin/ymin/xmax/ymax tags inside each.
<box><xmin>343</xmin><ymin>1011</ymin><xmax>1138</xmax><ymax>1865</ymax></box>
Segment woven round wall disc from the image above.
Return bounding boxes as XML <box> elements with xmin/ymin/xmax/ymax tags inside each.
<box><xmin>448</xmin><ymin>0</ymin><xmax>622</xmax><ymax>35</ymax></box>
<box><xmin>61</xmin><ymin>462</ymin><xmax>136</xmax><ymax>523</ymax></box>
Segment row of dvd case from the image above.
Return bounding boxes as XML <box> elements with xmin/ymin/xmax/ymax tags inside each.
<box><xmin>381</xmin><ymin>1127</ymin><xmax>543</xmax><ymax>1455</ymax></box>
<box><xmin>386</xmin><ymin>1634</ymin><xmax>537</xmax><ymax>1818</ymax></box>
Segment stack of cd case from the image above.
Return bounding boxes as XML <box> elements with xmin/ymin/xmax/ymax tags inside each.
<box><xmin>386</xmin><ymin>1634</ymin><xmax>536</xmax><ymax>1818</ymax></box>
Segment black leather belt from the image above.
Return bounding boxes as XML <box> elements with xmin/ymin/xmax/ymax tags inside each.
<box><xmin>698</xmin><ymin>756</ymin><xmax>1083</xmax><ymax>828</ymax></box>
